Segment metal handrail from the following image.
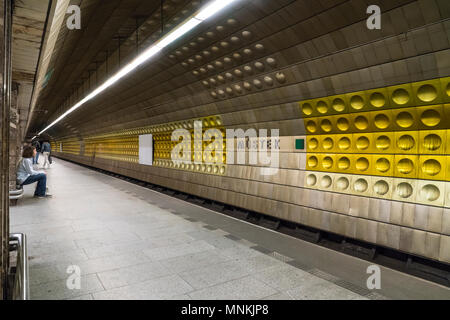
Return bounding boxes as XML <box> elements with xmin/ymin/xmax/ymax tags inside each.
<box><xmin>9</xmin><ymin>233</ymin><xmax>29</xmax><ymax>300</ymax></box>
<box><xmin>9</xmin><ymin>188</ymin><xmax>24</xmax><ymax>200</ymax></box>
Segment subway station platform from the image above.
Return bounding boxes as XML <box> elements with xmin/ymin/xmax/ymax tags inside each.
<box><xmin>9</xmin><ymin>159</ymin><xmax>450</xmax><ymax>300</ymax></box>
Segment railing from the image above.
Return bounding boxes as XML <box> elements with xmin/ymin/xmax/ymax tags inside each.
<box><xmin>9</xmin><ymin>233</ymin><xmax>29</xmax><ymax>300</ymax></box>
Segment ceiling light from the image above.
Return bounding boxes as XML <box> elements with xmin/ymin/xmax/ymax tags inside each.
<box><xmin>38</xmin><ymin>0</ymin><xmax>240</xmax><ymax>135</ymax></box>
<box><xmin>195</xmin><ymin>0</ymin><xmax>239</xmax><ymax>20</ymax></box>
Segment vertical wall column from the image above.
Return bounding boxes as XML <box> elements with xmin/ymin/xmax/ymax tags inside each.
<box><xmin>0</xmin><ymin>0</ymin><xmax>12</xmax><ymax>300</ymax></box>
<box><xmin>9</xmin><ymin>83</ymin><xmax>19</xmax><ymax>194</ymax></box>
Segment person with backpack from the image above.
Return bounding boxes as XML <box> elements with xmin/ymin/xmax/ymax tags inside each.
<box><xmin>31</xmin><ymin>140</ymin><xmax>41</xmax><ymax>165</ymax></box>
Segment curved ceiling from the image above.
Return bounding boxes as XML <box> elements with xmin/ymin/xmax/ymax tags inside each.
<box><xmin>28</xmin><ymin>0</ymin><xmax>450</xmax><ymax>139</ymax></box>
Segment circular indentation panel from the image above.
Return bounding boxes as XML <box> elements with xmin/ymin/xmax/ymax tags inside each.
<box><xmin>375</xmin><ymin>158</ymin><xmax>390</xmax><ymax>173</ymax></box>
<box><xmin>417</xmin><ymin>84</ymin><xmax>437</xmax><ymax>103</ymax></box>
<box><xmin>370</xmin><ymin>92</ymin><xmax>386</xmax><ymax>108</ymax></box>
<box><xmin>397</xmin><ymin>158</ymin><xmax>414</xmax><ymax>174</ymax></box>
<box><xmin>392</xmin><ymin>88</ymin><xmax>410</xmax><ymax>105</ymax></box>
<box><xmin>336</xmin><ymin>117</ymin><xmax>349</xmax><ymax>131</ymax></box>
<box><xmin>356</xmin><ymin>136</ymin><xmax>370</xmax><ymax>151</ymax></box>
<box><xmin>321</xmin><ymin>175</ymin><xmax>332</xmax><ymax>188</ymax></box>
<box><xmin>350</xmin><ymin>95</ymin><xmax>364</xmax><ymax>110</ymax></box>
<box><xmin>397</xmin><ymin>135</ymin><xmax>415</xmax><ymax>151</ymax></box>
<box><xmin>423</xmin><ymin>134</ymin><xmax>441</xmax><ymax>151</ymax></box>
<box><xmin>422</xmin><ymin>159</ymin><xmax>441</xmax><ymax>176</ymax></box>
<box><xmin>336</xmin><ymin>177</ymin><xmax>349</xmax><ymax>191</ymax></box>
<box><xmin>374</xmin><ymin>180</ymin><xmax>389</xmax><ymax>196</ymax></box>
<box><xmin>355</xmin><ymin>115</ymin><xmax>369</xmax><ymax>130</ymax></box>
<box><xmin>376</xmin><ymin>135</ymin><xmax>391</xmax><ymax>151</ymax></box>
<box><xmin>308</xmin><ymin>156</ymin><xmax>318</xmax><ymax>168</ymax></box>
<box><xmin>420</xmin><ymin>184</ymin><xmax>440</xmax><ymax>201</ymax></box>
<box><xmin>420</xmin><ymin>109</ymin><xmax>441</xmax><ymax>127</ymax></box>
<box><xmin>396</xmin><ymin>111</ymin><xmax>414</xmax><ymax>128</ymax></box>
<box><xmin>397</xmin><ymin>182</ymin><xmax>413</xmax><ymax>198</ymax></box>
<box><xmin>316</xmin><ymin>100</ymin><xmax>328</xmax><ymax>114</ymax></box>
<box><xmin>306</xmin><ymin>174</ymin><xmax>317</xmax><ymax>186</ymax></box>
<box><xmin>302</xmin><ymin>103</ymin><xmax>313</xmax><ymax>115</ymax></box>
<box><xmin>322</xmin><ymin>137</ymin><xmax>334</xmax><ymax>150</ymax></box>
<box><xmin>374</xmin><ymin>113</ymin><xmax>390</xmax><ymax>129</ymax></box>
<box><xmin>354</xmin><ymin>179</ymin><xmax>368</xmax><ymax>192</ymax></box>
<box><xmin>332</xmin><ymin>98</ymin><xmax>346</xmax><ymax>112</ymax></box>
<box><xmin>356</xmin><ymin>157</ymin><xmax>369</xmax><ymax>172</ymax></box>
<box><xmin>322</xmin><ymin>156</ymin><xmax>333</xmax><ymax>170</ymax></box>
<box><xmin>338</xmin><ymin>137</ymin><xmax>351</xmax><ymax>150</ymax></box>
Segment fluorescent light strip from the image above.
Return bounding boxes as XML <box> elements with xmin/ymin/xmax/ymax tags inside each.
<box><xmin>38</xmin><ymin>0</ymin><xmax>240</xmax><ymax>135</ymax></box>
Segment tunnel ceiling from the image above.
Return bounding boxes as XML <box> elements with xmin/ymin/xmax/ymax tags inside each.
<box><xmin>27</xmin><ymin>0</ymin><xmax>450</xmax><ymax>139</ymax></box>
<box><xmin>27</xmin><ymin>0</ymin><xmax>200</xmax><ymax>136</ymax></box>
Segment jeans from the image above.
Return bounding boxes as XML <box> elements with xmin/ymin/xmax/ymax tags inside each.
<box><xmin>42</xmin><ymin>152</ymin><xmax>50</xmax><ymax>168</ymax></box>
<box><xmin>22</xmin><ymin>173</ymin><xmax>46</xmax><ymax>196</ymax></box>
<box><xmin>33</xmin><ymin>152</ymin><xmax>40</xmax><ymax>165</ymax></box>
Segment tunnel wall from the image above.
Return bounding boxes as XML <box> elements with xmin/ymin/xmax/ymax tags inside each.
<box><xmin>52</xmin><ymin>75</ymin><xmax>450</xmax><ymax>265</ymax></box>
<box><xmin>46</xmin><ymin>0</ymin><xmax>450</xmax><ymax>264</ymax></box>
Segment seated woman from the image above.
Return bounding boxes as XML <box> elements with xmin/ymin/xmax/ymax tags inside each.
<box><xmin>16</xmin><ymin>146</ymin><xmax>52</xmax><ymax>198</ymax></box>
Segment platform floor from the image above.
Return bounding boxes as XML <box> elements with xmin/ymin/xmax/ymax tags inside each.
<box><xmin>9</xmin><ymin>159</ymin><xmax>448</xmax><ymax>300</ymax></box>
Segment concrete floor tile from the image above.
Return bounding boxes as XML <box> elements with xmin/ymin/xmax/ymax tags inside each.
<box><xmin>142</xmin><ymin>240</ymin><xmax>215</xmax><ymax>261</ymax></box>
<box><xmin>253</xmin><ymin>265</ymin><xmax>312</xmax><ymax>291</ymax></box>
<box><xmin>188</xmin><ymin>276</ymin><xmax>278</xmax><ymax>300</ymax></box>
<box><xmin>160</xmin><ymin>250</ymin><xmax>230</xmax><ymax>274</ymax></box>
<box><xmin>31</xmin><ymin>274</ymin><xmax>104</xmax><ymax>300</ymax></box>
<box><xmin>234</xmin><ymin>254</ymin><xmax>287</xmax><ymax>273</ymax></box>
<box><xmin>97</xmin><ymin>261</ymin><xmax>172</xmax><ymax>289</ymax></box>
<box><xmin>179</xmin><ymin>260</ymin><xmax>251</xmax><ymax>290</ymax></box>
<box><xmin>286</xmin><ymin>280</ymin><xmax>364</xmax><ymax>300</ymax></box>
<box><xmin>93</xmin><ymin>275</ymin><xmax>193</xmax><ymax>300</ymax></box>
<box><xmin>262</xmin><ymin>292</ymin><xmax>293</xmax><ymax>300</ymax></box>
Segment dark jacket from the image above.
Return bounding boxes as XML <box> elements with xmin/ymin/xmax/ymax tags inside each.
<box><xmin>32</xmin><ymin>141</ymin><xmax>41</xmax><ymax>152</ymax></box>
<box><xmin>41</xmin><ymin>142</ymin><xmax>51</xmax><ymax>152</ymax></box>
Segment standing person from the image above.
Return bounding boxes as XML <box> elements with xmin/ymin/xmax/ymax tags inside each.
<box><xmin>41</xmin><ymin>140</ymin><xmax>51</xmax><ymax>169</ymax></box>
<box><xmin>16</xmin><ymin>146</ymin><xmax>52</xmax><ymax>198</ymax></box>
<box><xmin>31</xmin><ymin>140</ymin><xmax>41</xmax><ymax>165</ymax></box>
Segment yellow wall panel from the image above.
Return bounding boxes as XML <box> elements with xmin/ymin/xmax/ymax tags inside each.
<box><xmin>319</xmin><ymin>154</ymin><xmax>336</xmax><ymax>172</ymax></box>
<box><xmin>373</xmin><ymin>154</ymin><xmax>394</xmax><ymax>177</ymax></box>
<box><xmin>366</xmin><ymin>87</ymin><xmax>390</xmax><ymax>110</ymax></box>
<box><xmin>335</xmin><ymin>134</ymin><xmax>353</xmax><ymax>153</ymax></box>
<box><xmin>317</xmin><ymin>116</ymin><xmax>335</xmax><ymax>134</ymax></box>
<box><xmin>388</xmin><ymin>83</ymin><xmax>414</xmax><ymax>108</ymax></box>
<box><xmin>350</xmin><ymin>113</ymin><xmax>371</xmax><ymax>132</ymax></box>
<box><xmin>318</xmin><ymin>135</ymin><xmax>337</xmax><ymax>153</ymax></box>
<box><xmin>305</xmin><ymin>118</ymin><xmax>319</xmax><ymax>134</ymax></box>
<box><xmin>306</xmin><ymin>153</ymin><xmax>320</xmax><ymax>171</ymax></box>
<box><xmin>370</xmin><ymin>110</ymin><xmax>394</xmax><ymax>132</ymax></box>
<box><xmin>440</xmin><ymin>77</ymin><xmax>450</xmax><ymax>103</ymax></box>
<box><xmin>299</xmin><ymin>99</ymin><xmax>316</xmax><ymax>118</ymax></box>
<box><xmin>352</xmin><ymin>154</ymin><xmax>373</xmax><ymax>175</ymax></box>
<box><xmin>419</xmin><ymin>130</ymin><xmax>447</xmax><ymax>155</ymax></box>
<box><xmin>417</xmin><ymin>105</ymin><xmax>446</xmax><ymax>130</ymax></box>
<box><xmin>335</xmin><ymin>154</ymin><xmax>353</xmax><ymax>173</ymax></box>
<box><xmin>328</xmin><ymin>94</ymin><xmax>349</xmax><ymax>114</ymax></box>
<box><xmin>391</xmin><ymin>107</ymin><xmax>419</xmax><ymax>131</ymax></box>
<box><xmin>412</xmin><ymin>79</ymin><xmax>443</xmax><ymax>106</ymax></box>
<box><xmin>394</xmin><ymin>155</ymin><xmax>419</xmax><ymax>179</ymax></box>
<box><xmin>352</xmin><ymin>133</ymin><xmax>374</xmax><ymax>153</ymax></box>
<box><xmin>306</xmin><ymin>136</ymin><xmax>319</xmax><ymax>152</ymax></box>
<box><xmin>346</xmin><ymin>91</ymin><xmax>369</xmax><ymax>113</ymax></box>
<box><xmin>333</xmin><ymin>114</ymin><xmax>351</xmax><ymax>133</ymax></box>
<box><xmin>419</xmin><ymin>155</ymin><xmax>447</xmax><ymax>181</ymax></box>
<box><xmin>373</xmin><ymin>132</ymin><xmax>395</xmax><ymax>154</ymax></box>
<box><xmin>394</xmin><ymin>131</ymin><xmax>419</xmax><ymax>154</ymax></box>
